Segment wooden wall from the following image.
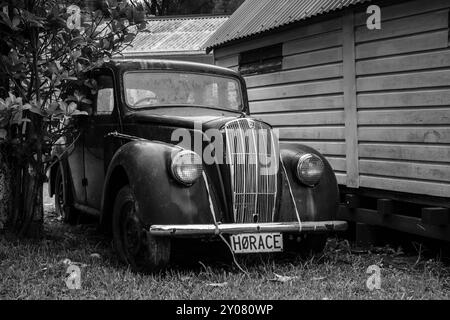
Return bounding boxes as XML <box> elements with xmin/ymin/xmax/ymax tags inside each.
<box><xmin>354</xmin><ymin>0</ymin><xmax>450</xmax><ymax>198</ymax></box>
<box><xmin>214</xmin><ymin>0</ymin><xmax>450</xmax><ymax>199</ymax></box>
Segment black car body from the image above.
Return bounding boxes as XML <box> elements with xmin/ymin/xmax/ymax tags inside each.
<box><xmin>50</xmin><ymin>59</ymin><xmax>347</xmax><ymax>271</ymax></box>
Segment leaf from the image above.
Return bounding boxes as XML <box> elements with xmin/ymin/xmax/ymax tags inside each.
<box><xmin>0</xmin><ymin>12</ymin><xmax>13</xmax><ymax>29</ymax></box>
<box><xmin>71</xmin><ymin>50</ymin><xmax>82</xmax><ymax>60</ymax></box>
<box><xmin>67</xmin><ymin>102</ymin><xmax>77</xmax><ymax>114</ymax></box>
<box><xmin>312</xmin><ymin>276</ymin><xmax>326</xmax><ymax>281</ymax></box>
<box><xmin>30</xmin><ymin>105</ymin><xmax>46</xmax><ymax>116</ymax></box>
<box><xmin>102</xmin><ymin>39</ymin><xmax>110</xmax><ymax>49</ymax></box>
<box><xmin>12</xmin><ymin>15</ymin><xmax>20</xmax><ymax>28</ymax></box>
<box><xmin>11</xmin><ymin>110</ymin><xmax>22</xmax><ymax>124</ymax></box>
<box><xmin>206</xmin><ymin>282</ymin><xmax>228</xmax><ymax>287</ymax></box>
<box><xmin>269</xmin><ymin>273</ymin><xmax>299</xmax><ymax>283</ymax></box>
<box><xmin>71</xmin><ymin>110</ymin><xmax>88</xmax><ymax>116</ymax></box>
<box><xmin>48</xmin><ymin>102</ymin><xmax>60</xmax><ymax>113</ymax></box>
<box><xmin>124</xmin><ymin>33</ymin><xmax>135</xmax><ymax>42</ymax></box>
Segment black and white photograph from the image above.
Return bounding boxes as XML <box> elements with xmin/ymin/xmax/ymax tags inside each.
<box><xmin>0</xmin><ymin>0</ymin><xmax>449</xmax><ymax>307</ymax></box>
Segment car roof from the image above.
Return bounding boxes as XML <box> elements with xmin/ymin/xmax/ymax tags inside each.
<box><xmin>104</xmin><ymin>58</ymin><xmax>240</xmax><ymax>78</ymax></box>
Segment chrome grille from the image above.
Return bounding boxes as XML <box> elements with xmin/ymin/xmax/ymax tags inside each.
<box><xmin>224</xmin><ymin>119</ymin><xmax>279</xmax><ymax>223</ymax></box>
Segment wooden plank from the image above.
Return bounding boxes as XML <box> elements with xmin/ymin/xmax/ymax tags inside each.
<box><xmin>339</xmin><ymin>205</ymin><xmax>450</xmax><ymax>241</ymax></box>
<box><xmin>355</xmin><ymin>30</ymin><xmax>449</xmax><ymax>60</ymax></box>
<box><xmin>215</xmin><ymin>54</ymin><xmax>239</xmax><ymax>68</ymax></box>
<box><xmin>335</xmin><ymin>172</ymin><xmax>347</xmax><ymax>185</ymax></box>
<box><xmin>339</xmin><ymin>185</ymin><xmax>450</xmax><ymax>209</ymax></box>
<box><xmin>359</xmin><ymin>175</ymin><xmax>450</xmax><ymax>198</ymax></box>
<box><xmin>213</xmin><ymin>17</ymin><xmax>343</xmax><ymax>59</ymax></box>
<box><xmin>250</xmin><ymin>95</ymin><xmax>344</xmax><ymax>113</ymax></box>
<box><xmin>326</xmin><ymin>156</ymin><xmax>347</xmax><ymax>172</ymax></box>
<box><xmin>355</xmin><ymin>10</ymin><xmax>449</xmax><ymax>43</ymax></box>
<box><xmin>359</xmin><ymin>143</ymin><xmax>450</xmax><ymax>162</ymax></box>
<box><xmin>279</xmin><ymin>141</ymin><xmax>347</xmax><ymax>156</ymax></box>
<box><xmin>359</xmin><ymin>127</ymin><xmax>450</xmax><ymax>144</ymax></box>
<box><xmin>354</xmin><ymin>0</ymin><xmax>450</xmax><ymax>26</ymax></box>
<box><xmin>244</xmin><ymin>63</ymin><xmax>342</xmax><ymax>88</ymax></box>
<box><xmin>283</xmin><ymin>30</ymin><xmax>343</xmax><ymax>56</ymax></box>
<box><xmin>278</xmin><ymin>126</ymin><xmax>345</xmax><ymax>140</ymax></box>
<box><xmin>357</xmin><ymin>70</ymin><xmax>450</xmax><ymax>92</ymax></box>
<box><xmin>422</xmin><ymin>207</ymin><xmax>450</xmax><ymax>225</ymax></box>
<box><xmin>377</xmin><ymin>199</ymin><xmax>394</xmax><ymax>216</ymax></box>
<box><xmin>255</xmin><ymin>110</ymin><xmax>345</xmax><ymax>126</ymax></box>
<box><xmin>343</xmin><ymin>11</ymin><xmax>359</xmax><ymax>188</ymax></box>
<box><xmin>359</xmin><ymin>159</ymin><xmax>450</xmax><ymax>182</ymax></box>
<box><xmin>357</xmin><ymin>89</ymin><xmax>450</xmax><ymax>108</ymax></box>
<box><xmin>356</xmin><ymin>50</ymin><xmax>450</xmax><ymax>75</ymax></box>
<box><xmin>283</xmin><ymin>47</ymin><xmax>343</xmax><ymax>69</ymax></box>
<box><xmin>247</xmin><ymin>79</ymin><xmax>343</xmax><ymax>101</ymax></box>
<box><xmin>358</xmin><ymin>108</ymin><xmax>450</xmax><ymax>125</ymax></box>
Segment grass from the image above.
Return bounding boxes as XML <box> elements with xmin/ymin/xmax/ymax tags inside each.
<box><xmin>0</xmin><ymin>189</ymin><xmax>449</xmax><ymax>300</ymax></box>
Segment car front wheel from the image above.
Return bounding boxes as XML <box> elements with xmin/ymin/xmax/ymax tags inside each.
<box><xmin>112</xmin><ymin>185</ymin><xmax>170</xmax><ymax>272</ymax></box>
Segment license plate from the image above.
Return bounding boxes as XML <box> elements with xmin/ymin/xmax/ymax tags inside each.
<box><xmin>230</xmin><ymin>233</ymin><xmax>283</xmax><ymax>254</ymax></box>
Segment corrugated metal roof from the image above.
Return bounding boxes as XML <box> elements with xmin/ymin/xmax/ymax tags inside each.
<box><xmin>205</xmin><ymin>0</ymin><xmax>371</xmax><ymax>50</ymax></box>
<box><xmin>122</xmin><ymin>16</ymin><xmax>229</xmax><ymax>55</ymax></box>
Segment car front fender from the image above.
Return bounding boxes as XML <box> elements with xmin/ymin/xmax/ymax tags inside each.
<box><xmin>277</xmin><ymin>143</ymin><xmax>339</xmax><ymax>223</ymax></box>
<box><xmin>100</xmin><ymin>140</ymin><xmax>215</xmax><ymax>230</ymax></box>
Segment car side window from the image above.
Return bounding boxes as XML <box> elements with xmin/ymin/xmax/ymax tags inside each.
<box><xmin>96</xmin><ymin>75</ymin><xmax>115</xmax><ymax>115</ymax></box>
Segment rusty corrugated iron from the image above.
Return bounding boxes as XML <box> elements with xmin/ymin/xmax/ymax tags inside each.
<box><xmin>205</xmin><ymin>0</ymin><xmax>371</xmax><ymax>51</ymax></box>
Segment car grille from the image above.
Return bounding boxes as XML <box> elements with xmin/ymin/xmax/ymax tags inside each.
<box><xmin>224</xmin><ymin>118</ymin><xmax>279</xmax><ymax>223</ymax></box>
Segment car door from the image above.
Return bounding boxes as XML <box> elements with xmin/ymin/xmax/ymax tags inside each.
<box><xmin>83</xmin><ymin>70</ymin><xmax>120</xmax><ymax>211</ymax></box>
<box><xmin>65</xmin><ymin>127</ymin><xmax>87</xmax><ymax>205</ymax></box>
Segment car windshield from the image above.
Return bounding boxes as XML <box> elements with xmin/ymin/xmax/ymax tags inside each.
<box><xmin>124</xmin><ymin>71</ymin><xmax>243</xmax><ymax>111</ymax></box>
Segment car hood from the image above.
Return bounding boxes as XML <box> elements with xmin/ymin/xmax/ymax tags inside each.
<box><xmin>123</xmin><ymin>107</ymin><xmax>244</xmax><ymax>130</ymax></box>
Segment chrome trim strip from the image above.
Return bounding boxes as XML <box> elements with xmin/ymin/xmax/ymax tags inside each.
<box><xmin>280</xmin><ymin>157</ymin><xmax>302</xmax><ymax>232</ymax></box>
<box><xmin>202</xmin><ymin>172</ymin><xmax>218</xmax><ymax>227</ymax></box>
<box><xmin>269</xmin><ymin>127</ymin><xmax>278</xmax><ymax>222</ymax></box>
<box><xmin>149</xmin><ymin>221</ymin><xmax>348</xmax><ymax>236</ymax></box>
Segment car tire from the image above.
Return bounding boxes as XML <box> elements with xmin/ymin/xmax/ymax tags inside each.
<box><xmin>112</xmin><ymin>185</ymin><xmax>170</xmax><ymax>273</ymax></box>
<box><xmin>54</xmin><ymin>164</ymin><xmax>78</xmax><ymax>225</ymax></box>
<box><xmin>299</xmin><ymin>233</ymin><xmax>328</xmax><ymax>257</ymax></box>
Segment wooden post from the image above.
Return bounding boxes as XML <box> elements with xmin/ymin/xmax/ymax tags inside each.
<box><xmin>342</xmin><ymin>10</ymin><xmax>359</xmax><ymax>188</ymax></box>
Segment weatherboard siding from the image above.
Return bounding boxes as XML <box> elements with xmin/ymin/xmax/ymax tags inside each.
<box><xmin>354</xmin><ymin>0</ymin><xmax>450</xmax><ymax>198</ymax></box>
<box><xmin>213</xmin><ymin>0</ymin><xmax>450</xmax><ymax>198</ymax></box>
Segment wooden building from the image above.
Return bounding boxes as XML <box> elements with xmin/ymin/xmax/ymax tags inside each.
<box><xmin>119</xmin><ymin>15</ymin><xmax>229</xmax><ymax>64</ymax></box>
<box><xmin>205</xmin><ymin>0</ymin><xmax>450</xmax><ymax>240</ymax></box>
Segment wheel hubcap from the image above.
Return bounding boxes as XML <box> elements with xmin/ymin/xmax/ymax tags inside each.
<box><xmin>121</xmin><ymin>202</ymin><xmax>142</xmax><ymax>256</ymax></box>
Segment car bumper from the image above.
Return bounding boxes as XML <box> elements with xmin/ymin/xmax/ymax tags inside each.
<box><xmin>149</xmin><ymin>220</ymin><xmax>348</xmax><ymax>236</ymax></box>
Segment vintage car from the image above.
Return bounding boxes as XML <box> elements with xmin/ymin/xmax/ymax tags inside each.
<box><xmin>49</xmin><ymin>59</ymin><xmax>347</xmax><ymax>271</ymax></box>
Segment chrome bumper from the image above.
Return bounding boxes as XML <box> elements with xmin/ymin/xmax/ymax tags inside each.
<box><xmin>149</xmin><ymin>221</ymin><xmax>348</xmax><ymax>236</ymax></box>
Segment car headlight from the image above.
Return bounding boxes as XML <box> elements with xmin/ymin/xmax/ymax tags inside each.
<box><xmin>295</xmin><ymin>153</ymin><xmax>324</xmax><ymax>187</ymax></box>
<box><xmin>171</xmin><ymin>150</ymin><xmax>203</xmax><ymax>186</ymax></box>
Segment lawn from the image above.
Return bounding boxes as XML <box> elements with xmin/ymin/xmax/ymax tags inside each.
<box><xmin>0</xmin><ymin>189</ymin><xmax>449</xmax><ymax>300</ymax></box>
